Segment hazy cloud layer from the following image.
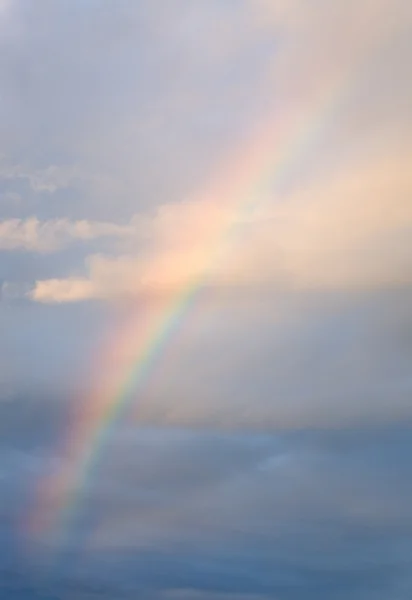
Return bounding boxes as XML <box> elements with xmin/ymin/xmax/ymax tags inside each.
<box><xmin>0</xmin><ymin>0</ymin><xmax>410</xmax><ymax>426</ymax></box>
<box><xmin>1</xmin><ymin>400</ymin><xmax>412</xmax><ymax>599</ymax></box>
<box><xmin>0</xmin><ymin>0</ymin><xmax>405</xmax><ymax>303</ymax></box>
<box><xmin>0</xmin><ymin>2</ymin><xmax>411</xmax><ymax>598</ymax></box>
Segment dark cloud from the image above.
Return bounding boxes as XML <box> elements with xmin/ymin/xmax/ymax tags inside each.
<box><xmin>1</xmin><ymin>389</ymin><xmax>412</xmax><ymax>598</ymax></box>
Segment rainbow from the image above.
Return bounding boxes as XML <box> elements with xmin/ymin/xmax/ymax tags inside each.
<box><xmin>27</xmin><ymin>33</ymin><xmax>386</xmax><ymax>558</ymax></box>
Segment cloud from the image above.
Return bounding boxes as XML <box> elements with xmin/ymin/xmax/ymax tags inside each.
<box><xmin>161</xmin><ymin>592</ymin><xmax>270</xmax><ymax>600</ymax></box>
<box><xmin>1</xmin><ymin>2</ymin><xmax>412</xmax><ymax>598</ymax></box>
<box><xmin>30</xmin><ymin>277</ymin><xmax>96</xmax><ymax>303</ymax></box>
<box><xmin>29</xmin><ymin>139</ymin><xmax>412</xmax><ymax>302</ymax></box>
<box><xmin>0</xmin><ymin>0</ymin><xmax>409</xmax><ymax>433</ymax></box>
<box><xmin>25</xmin><ymin>285</ymin><xmax>412</xmax><ymax>432</ymax></box>
<box><xmin>0</xmin><ymin>160</ymin><xmax>80</xmax><ymax>193</ymax></box>
<box><xmin>0</xmin><ymin>217</ymin><xmax>136</xmax><ymax>253</ymax></box>
<box><xmin>81</xmin><ymin>427</ymin><xmax>412</xmax><ymax>554</ymax></box>
<box><xmin>6</xmin><ymin>419</ymin><xmax>410</xmax><ymax>598</ymax></box>
<box><xmin>1</xmin><ymin>0</ymin><xmax>409</xmax><ymax>227</ymax></box>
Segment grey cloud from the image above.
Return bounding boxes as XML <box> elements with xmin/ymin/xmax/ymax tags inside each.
<box><xmin>80</xmin><ymin>427</ymin><xmax>412</xmax><ymax>549</ymax></box>
<box><xmin>0</xmin><ymin>160</ymin><xmax>78</xmax><ymax>194</ymax></box>
<box><xmin>1</xmin><ymin>406</ymin><xmax>410</xmax><ymax>599</ymax></box>
<box><xmin>121</xmin><ymin>286</ymin><xmax>412</xmax><ymax>429</ymax></box>
<box><xmin>2</xmin><ymin>284</ymin><xmax>412</xmax><ymax>429</ymax></box>
<box><xmin>1</xmin><ymin>380</ymin><xmax>412</xmax><ymax>597</ymax></box>
<box><xmin>0</xmin><ymin>0</ymin><xmax>279</xmax><ymax>223</ymax></box>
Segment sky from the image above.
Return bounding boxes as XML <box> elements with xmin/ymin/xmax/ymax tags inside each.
<box><xmin>0</xmin><ymin>0</ymin><xmax>412</xmax><ymax>598</ymax></box>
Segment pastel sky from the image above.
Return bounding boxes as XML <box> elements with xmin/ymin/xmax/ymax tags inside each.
<box><xmin>0</xmin><ymin>1</ymin><xmax>412</xmax><ymax>598</ymax></box>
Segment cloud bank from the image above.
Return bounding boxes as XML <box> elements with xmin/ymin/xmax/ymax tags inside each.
<box><xmin>1</xmin><ymin>400</ymin><xmax>412</xmax><ymax>599</ymax></box>
<box><xmin>30</xmin><ymin>145</ymin><xmax>412</xmax><ymax>302</ymax></box>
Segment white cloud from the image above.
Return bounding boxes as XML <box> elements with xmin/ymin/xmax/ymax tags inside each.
<box><xmin>0</xmin><ymin>161</ymin><xmax>80</xmax><ymax>193</ymax></box>
<box><xmin>30</xmin><ymin>139</ymin><xmax>412</xmax><ymax>302</ymax></box>
<box><xmin>21</xmin><ymin>0</ymin><xmax>412</xmax><ymax>303</ymax></box>
<box><xmin>0</xmin><ymin>217</ymin><xmax>136</xmax><ymax>253</ymax></box>
<box><xmin>31</xmin><ymin>278</ymin><xmax>96</xmax><ymax>303</ymax></box>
